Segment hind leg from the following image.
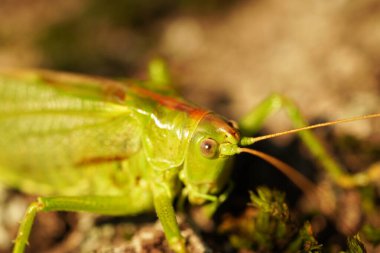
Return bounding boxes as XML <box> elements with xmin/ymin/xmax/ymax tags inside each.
<box><xmin>239</xmin><ymin>93</ymin><xmax>378</xmax><ymax>188</ymax></box>
<box><xmin>13</xmin><ymin>195</ymin><xmax>152</xmax><ymax>253</ymax></box>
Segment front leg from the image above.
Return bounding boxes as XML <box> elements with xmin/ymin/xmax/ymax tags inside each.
<box><xmin>152</xmin><ymin>181</ymin><xmax>187</xmax><ymax>253</ymax></box>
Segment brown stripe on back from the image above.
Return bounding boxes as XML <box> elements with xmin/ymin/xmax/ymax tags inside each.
<box><xmin>12</xmin><ymin>69</ymin><xmax>207</xmax><ymax>117</ymax></box>
<box><xmin>35</xmin><ymin>70</ymin><xmax>129</xmax><ymax>103</ymax></box>
<box><xmin>130</xmin><ymin>86</ymin><xmax>208</xmax><ymax>119</ymax></box>
<box><xmin>104</xmin><ymin>84</ymin><xmax>127</xmax><ymax>101</ymax></box>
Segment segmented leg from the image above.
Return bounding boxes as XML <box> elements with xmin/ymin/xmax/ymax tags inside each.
<box><xmin>152</xmin><ymin>181</ymin><xmax>187</xmax><ymax>253</ymax></box>
<box><xmin>13</xmin><ymin>201</ymin><xmax>40</xmax><ymax>253</ymax></box>
<box><xmin>13</xmin><ymin>195</ymin><xmax>153</xmax><ymax>253</ymax></box>
<box><xmin>148</xmin><ymin>59</ymin><xmax>172</xmax><ymax>88</ymax></box>
<box><xmin>238</xmin><ymin>93</ymin><xmax>377</xmax><ymax>188</ymax></box>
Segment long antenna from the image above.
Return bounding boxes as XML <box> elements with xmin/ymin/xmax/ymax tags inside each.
<box><xmin>240</xmin><ymin>113</ymin><xmax>380</xmax><ymax>146</ymax></box>
<box><xmin>239</xmin><ymin>148</ymin><xmax>316</xmax><ymax>193</ymax></box>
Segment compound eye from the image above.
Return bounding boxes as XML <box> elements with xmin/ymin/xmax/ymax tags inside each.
<box><xmin>200</xmin><ymin>138</ymin><xmax>219</xmax><ymax>158</ymax></box>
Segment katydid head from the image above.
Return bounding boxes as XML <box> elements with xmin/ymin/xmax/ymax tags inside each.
<box><xmin>180</xmin><ymin>113</ymin><xmax>240</xmax><ymax>204</ymax></box>
<box><xmin>181</xmin><ymin>112</ymin><xmax>380</xmax><ymax>205</ymax></box>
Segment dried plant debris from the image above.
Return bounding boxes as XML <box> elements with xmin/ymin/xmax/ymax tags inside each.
<box><xmin>86</xmin><ymin>218</ymin><xmax>209</xmax><ymax>253</ymax></box>
<box><xmin>1</xmin><ymin>183</ymin><xmax>380</xmax><ymax>252</ymax></box>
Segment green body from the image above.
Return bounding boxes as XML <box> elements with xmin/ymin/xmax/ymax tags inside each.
<box><xmin>1</xmin><ymin>65</ymin><xmax>370</xmax><ymax>253</ymax></box>
<box><xmin>0</xmin><ymin>70</ymin><xmax>200</xmax><ymax>197</ymax></box>
<box><xmin>0</xmin><ymin>68</ymin><xmax>239</xmax><ymax>253</ymax></box>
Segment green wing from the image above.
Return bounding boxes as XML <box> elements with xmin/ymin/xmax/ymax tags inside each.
<box><xmin>0</xmin><ymin>70</ymin><xmax>142</xmax><ymax>195</ymax></box>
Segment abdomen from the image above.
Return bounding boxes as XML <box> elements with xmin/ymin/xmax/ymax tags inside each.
<box><xmin>0</xmin><ymin>71</ymin><xmax>142</xmax><ymax>195</ymax></box>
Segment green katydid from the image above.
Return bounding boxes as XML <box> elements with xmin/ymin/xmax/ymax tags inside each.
<box><xmin>0</xmin><ymin>60</ymin><xmax>379</xmax><ymax>253</ymax></box>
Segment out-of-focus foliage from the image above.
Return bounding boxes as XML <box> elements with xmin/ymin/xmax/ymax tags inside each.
<box><xmin>344</xmin><ymin>235</ymin><xmax>366</xmax><ymax>253</ymax></box>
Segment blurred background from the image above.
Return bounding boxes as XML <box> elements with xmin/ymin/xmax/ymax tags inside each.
<box><xmin>1</xmin><ymin>0</ymin><xmax>380</xmax><ymax>252</ymax></box>
<box><xmin>0</xmin><ymin>0</ymin><xmax>379</xmax><ymax>136</ymax></box>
